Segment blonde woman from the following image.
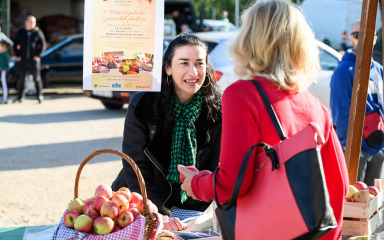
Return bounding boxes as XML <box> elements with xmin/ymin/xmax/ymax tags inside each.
<box><xmin>179</xmin><ymin>0</ymin><xmax>349</xmax><ymax>239</ymax></box>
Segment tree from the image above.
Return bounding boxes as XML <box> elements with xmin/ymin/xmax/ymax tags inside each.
<box><xmin>193</xmin><ymin>0</ymin><xmax>300</xmax><ymax>25</ymax></box>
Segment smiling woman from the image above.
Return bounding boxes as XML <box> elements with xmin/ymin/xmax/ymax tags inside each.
<box><xmin>165</xmin><ymin>45</ymin><xmax>207</xmax><ymax>104</ymax></box>
<box><xmin>110</xmin><ymin>33</ymin><xmax>222</xmax><ymax>231</ymax></box>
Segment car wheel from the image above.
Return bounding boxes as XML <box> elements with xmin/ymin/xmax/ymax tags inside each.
<box><xmin>101</xmin><ymin>100</ymin><xmax>124</xmax><ymax>110</ymax></box>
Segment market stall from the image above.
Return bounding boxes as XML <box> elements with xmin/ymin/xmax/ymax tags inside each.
<box><xmin>341</xmin><ymin>0</ymin><xmax>384</xmax><ymax>238</ymax></box>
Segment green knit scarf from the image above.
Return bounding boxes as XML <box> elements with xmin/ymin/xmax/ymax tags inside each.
<box><xmin>167</xmin><ymin>91</ymin><xmax>203</xmax><ymax>203</ymax></box>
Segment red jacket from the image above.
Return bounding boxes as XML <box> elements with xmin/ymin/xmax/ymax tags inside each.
<box><xmin>191</xmin><ymin>78</ymin><xmax>349</xmax><ymax>239</ymax></box>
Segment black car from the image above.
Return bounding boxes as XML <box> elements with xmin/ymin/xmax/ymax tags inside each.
<box><xmin>9</xmin><ymin>34</ymin><xmax>84</xmax><ymax>89</ymax></box>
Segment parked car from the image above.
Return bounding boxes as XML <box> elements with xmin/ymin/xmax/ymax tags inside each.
<box><xmin>196</xmin><ymin>19</ymin><xmax>238</xmax><ymax>32</ymax></box>
<box><xmin>194</xmin><ymin>31</ymin><xmax>342</xmax><ymax>109</ymax></box>
<box><xmin>9</xmin><ymin>34</ymin><xmax>84</xmax><ymax>90</ymax></box>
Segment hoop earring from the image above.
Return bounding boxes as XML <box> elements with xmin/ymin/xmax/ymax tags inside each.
<box><xmin>167</xmin><ymin>75</ymin><xmax>171</xmax><ymax>86</ymax></box>
<box><xmin>201</xmin><ymin>75</ymin><xmax>211</xmax><ymax>88</ymax></box>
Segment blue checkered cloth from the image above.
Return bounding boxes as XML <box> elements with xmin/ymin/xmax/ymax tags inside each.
<box><xmin>170</xmin><ymin>209</ymin><xmax>204</xmax><ymax>221</ymax></box>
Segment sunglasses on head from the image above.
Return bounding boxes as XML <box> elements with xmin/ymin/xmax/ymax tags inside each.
<box><xmin>351</xmin><ymin>32</ymin><xmax>359</xmax><ymax>39</ymax></box>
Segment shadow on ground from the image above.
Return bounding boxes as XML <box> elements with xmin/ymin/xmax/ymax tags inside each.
<box><xmin>0</xmin><ymin>137</ymin><xmax>124</xmax><ymax>171</ymax></box>
<box><xmin>0</xmin><ymin>109</ymin><xmax>126</xmax><ymax>124</ymax></box>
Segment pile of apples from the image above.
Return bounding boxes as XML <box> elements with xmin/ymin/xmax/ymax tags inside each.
<box><xmin>345</xmin><ymin>181</ymin><xmax>380</xmax><ymax>202</ymax></box>
<box><xmin>63</xmin><ymin>184</ymin><xmax>157</xmax><ymax>235</ymax></box>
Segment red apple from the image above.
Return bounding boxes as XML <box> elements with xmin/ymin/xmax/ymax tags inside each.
<box><xmin>130</xmin><ymin>65</ymin><xmax>140</xmax><ymax>72</ymax></box>
<box><xmin>93</xmin><ymin>195</ymin><xmax>109</xmax><ymax>212</ymax></box>
<box><xmin>94</xmin><ymin>184</ymin><xmax>113</xmax><ymax>200</ymax></box>
<box><xmin>111</xmin><ymin>194</ymin><xmax>128</xmax><ymax>212</ymax></box>
<box><xmin>180</xmin><ymin>166</ymin><xmax>199</xmax><ymax>182</ymax></box>
<box><xmin>114</xmin><ymin>190</ymin><xmax>131</xmax><ymax>203</ymax></box>
<box><xmin>93</xmin><ymin>216</ymin><xmax>114</xmax><ymax>235</ymax></box>
<box><xmin>111</xmin><ymin>225</ymin><xmax>121</xmax><ymax>233</ymax></box>
<box><xmin>68</xmin><ymin>198</ymin><xmax>85</xmax><ymax>215</ymax></box>
<box><xmin>100</xmin><ymin>201</ymin><xmax>119</xmax><ymax>220</ymax></box>
<box><xmin>353</xmin><ymin>181</ymin><xmax>368</xmax><ymax>191</ymax></box>
<box><xmin>136</xmin><ymin>199</ymin><xmax>144</xmax><ymax>213</ymax></box>
<box><xmin>345</xmin><ymin>198</ymin><xmax>353</xmax><ymax>202</ymax></box>
<box><xmin>83</xmin><ymin>200</ymin><xmax>94</xmax><ymax>213</ymax></box>
<box><xmin>127</xmin><ymin>208</ymin><xmax>140</xmax><ymax>218</ymax></box>
<box><xmin>74</xmin><ymin>215</ymin><xmax>94</xmax><ymax>233</ymax></box>
<box><xmin>129</xmin><ymin>203</ymin><xmax>137</xmax><ymax>209</ymax></box>
<box><xmin>117</xmin><ymin>210</ymin><xmax>134</xmax><ymax>228</ymax></box>
<box><xmin>118</xmin><ymin>187</ymin><xmax>130</xmax><ymax>192</ymax></box>
<box><xmin>63</xmin><ymin>210</ymin><xmax>80</xmax><ymax>228</ymax></box>
<box><xmin>367</xmin><ymin>186</ymin><xmax>380</xmax><ymax>196</ymax></box>
<box><xmin>130</xmin><ymin>192</ymin><xmax>143</xmax><ymax>204</ymax></box>
<box><xmin>369</xmin><ymin>194</ymin><xmax>375</xmax><ymax>201</ymax></box>
<box><xmin>84</xmin><ymin>209</ymin><xmax>101</xmax><ymax>220</ymax></box>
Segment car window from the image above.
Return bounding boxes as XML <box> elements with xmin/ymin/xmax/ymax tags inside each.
<box><xmin>319</xmin><ymin>49</ymin><xmax>339</xmax><ymax>70</ymax></box>
<box><xmin>60</xmin><ymin>40</ymin><xmax>84</xmax><ymax>58</ymax></box>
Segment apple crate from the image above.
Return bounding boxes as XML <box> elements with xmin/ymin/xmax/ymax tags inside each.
<box><xmin>342</xmin><ymin>179</ymin><xmax>384</xmax><ymax>237</ymax></box>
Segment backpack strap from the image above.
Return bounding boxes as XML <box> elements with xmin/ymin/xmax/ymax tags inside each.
<box><xmin>251</xmin><ymin>80</ymin><xmax>287</xmax><ymax>140</ymax></box>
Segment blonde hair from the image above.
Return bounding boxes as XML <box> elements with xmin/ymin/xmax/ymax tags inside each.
<box><xmin>229</xmin><ymin>0</ymin><xmax>320</xmax><ymax>92</ymax></box>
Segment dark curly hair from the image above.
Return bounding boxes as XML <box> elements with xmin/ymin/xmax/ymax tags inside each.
<box><xmin>159</xmin><ymin>33</ymin><xmax>222</xmax><ymax>128</ymax></box>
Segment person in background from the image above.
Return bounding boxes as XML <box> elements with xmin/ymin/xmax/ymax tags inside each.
<box><xmin>181</xmin><ymin>23</ymin><xmax>194</xmax><ymax>34</ymax></box>
<box><xmin>111</xmin><ymin>33</ymin><xmax>222</xmax><ymax>231</ymax></box>
<box><xmin>0</xmin><ymin>40</ymin><xmax>11</xmax><ymax>104</ymax></box>
<box><xmin>179</xmin><ymin>0</ymin><xmax>349</xmax><ymax>239</ymax></box>
<box><xmin>330</xmin><ymin>20</ymin><xmax>384</xmax><ymax>186</ymax></box>
<box><xmin>218</xmin><ymin>10</ymin><xmax>229</xmax><ymax>22</ymax></box>
<box><xmin>13</xmin><ymin>14</ymin><xmax>46</xmax><ymax>103</ymax></box>
<box><xmin>172</xmin><ymin>10</ymin><xmax>190</xmax><ymax>34</ymax></box>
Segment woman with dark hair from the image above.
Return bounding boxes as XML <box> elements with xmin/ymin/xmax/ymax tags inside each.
<box><xmin>112</xmin><ymin>33</ymin><xmax>222</xmax><ymax>230</ymax></box>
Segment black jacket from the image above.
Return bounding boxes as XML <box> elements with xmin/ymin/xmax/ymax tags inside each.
<box><xmin>13</xmin><ymin>27</ymin><xmax>46</xmax><ymax>61</ymax></box>
<box><xmin>112</xmin><ymin>92</ymin><xmax>222</xmax><ymax>216</ymax></box>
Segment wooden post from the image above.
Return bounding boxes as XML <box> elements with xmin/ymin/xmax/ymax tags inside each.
<box><xmin>344</xmin><ymin>0</ymin><xmax>378</xmax><ymax>185</ymax></box>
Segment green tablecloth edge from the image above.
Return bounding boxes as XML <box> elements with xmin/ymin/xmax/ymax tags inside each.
<box><xmin>0</xmin><ymin>224</ymin><xmax>57</xmax><ymax>240</ymax></box>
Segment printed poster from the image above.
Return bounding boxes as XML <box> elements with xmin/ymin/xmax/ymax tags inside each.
<box><xmin>83</xmin><ymin>0</ymin><xmax>164</xmax><ymax>91</ymax></box>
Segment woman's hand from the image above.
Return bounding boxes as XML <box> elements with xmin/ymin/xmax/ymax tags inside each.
<box><xmin>178</xmin><ymin>165</ymin><xmax>198</xmax><ymax>200</ymax></box>
<box><xmin>162</xmin><ymin>215</ymin><xmax>186</xmax><ymax>231</ymax></box>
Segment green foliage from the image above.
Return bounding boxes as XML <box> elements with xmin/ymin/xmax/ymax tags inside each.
<box><xmin>193</xmin><ymin>0</ymin><xmax>301</xmax><ymax>24</ymax></box>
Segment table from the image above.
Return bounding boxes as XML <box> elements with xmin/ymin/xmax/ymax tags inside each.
<box><xmin>0</xmin><ymin>225</ymin><xmax>57</xmax><ymax>240</ymax></box>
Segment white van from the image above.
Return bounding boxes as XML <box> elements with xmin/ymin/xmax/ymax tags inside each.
<box><xmin>300</xmin><ymin>0</ymin><xmax>382</xmax><ymax>51</ymax></box>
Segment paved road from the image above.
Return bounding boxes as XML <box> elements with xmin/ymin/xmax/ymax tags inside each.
<box><xmin>0</xmin><ymin>91</ymin><xmax>128</xmax><ymax>170</ymax></box>
<box><xmin>0</xmin><ymin>90</ymin><xmax>129</xmax><ymax>227</ymax></box>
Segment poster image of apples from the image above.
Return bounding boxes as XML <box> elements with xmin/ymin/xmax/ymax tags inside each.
<box><xmin>82</xmin><ymin>0</ymin><xmax>164</xmax><ymax>91</ymax></box>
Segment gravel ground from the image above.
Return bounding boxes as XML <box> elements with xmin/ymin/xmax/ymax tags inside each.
<box><xmin>0</xmin><ymin>93</ymin><xmax>128</xmax><ymax>227</ymax></box>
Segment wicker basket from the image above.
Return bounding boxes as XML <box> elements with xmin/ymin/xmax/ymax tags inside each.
<box><xmin>74</xmin><ymin>149</ymin><xmax>160</xmax><ymax>240</ymax></box>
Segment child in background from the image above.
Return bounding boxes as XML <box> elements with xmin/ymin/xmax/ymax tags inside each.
<box><xmin>0</xmin><ymin>40</ymin><xmax>11</xmax><ymax>104</ymax></box>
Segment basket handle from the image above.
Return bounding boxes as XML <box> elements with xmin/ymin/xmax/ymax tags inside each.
<box><xmin>74</xmin><ymin>149</ymin><xmax>150</xmax><ymax>216</ymax></box>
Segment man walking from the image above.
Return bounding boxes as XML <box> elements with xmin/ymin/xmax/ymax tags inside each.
<box><xmin>13</xmin><ymin>15</ymin><xmax>46</xmax><ymax>103</ymax></box>
<box><xmin>330</xmin><ymin>20</ymin><xmax>384</xmax><ymax>186</ymax></box>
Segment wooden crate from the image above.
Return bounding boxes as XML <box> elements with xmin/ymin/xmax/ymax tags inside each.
<box><xmin>342</xmin><ymin>179</ymin><xmax>384</xmax><ymax>237</ymax></box>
